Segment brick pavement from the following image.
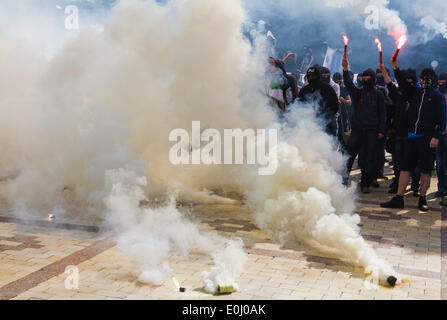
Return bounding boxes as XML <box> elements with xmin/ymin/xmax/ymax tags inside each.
<box><xmin>0</xmin><ymin>164</ymin><xmax>445</xmax><ymax>300</ymax></box>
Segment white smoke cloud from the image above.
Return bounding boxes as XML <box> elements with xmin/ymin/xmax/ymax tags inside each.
<box><xmin>0</xmin><ymin>0</ymin><xmax>400</xmax><ymax>290</ymax></box>
<box><xmin>417</xmin><ymin>16</ymin><xmax>447</xmax><ymax>43</ymax></box>
<box><xmin>244</xmin><ymin>107</ymin><xmax>398</xmax><ymax>284</ymax></box>
<box><xmin>103</xmin><ymin>168</ymin><xmax>246</xmax><ymax>291</ymax></box>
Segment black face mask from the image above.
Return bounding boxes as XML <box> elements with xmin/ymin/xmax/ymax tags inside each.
<box><xmin>306</xmin><ymin>68</ymin><xmax>320</xmax><ymax>87</ymax></box>
<box><xmin>362</xmin><ymin>69</ymin><xmax>376</xmax><ymax>91</ymax></box>
<box><xmin>406</xmin><ymin>79</ymin><xmax>416</xmax><ymax>87</ymax></box>
<box><xmin>421</xmin><ymin>77</ymin><xmax>434</xmax><ymax>89</ymax></box>
<box><xmin>321</xmin><ymin>75</ymin><xmax>331</xmax><ymax>84</ymax></box>
<box><xmin>364</xmin><ymin>78</ymin><xmax>375</xmax><ymax>90</ymax></box>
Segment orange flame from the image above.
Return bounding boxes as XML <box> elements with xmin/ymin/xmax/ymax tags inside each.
<box><xmin>374</xmin><ymin>38</ymin><xmax>382</xmax><ymax>52</ymax></box>
<box><xmin>397</xmin><ymin>35</ymin><xmax>407</xmax><ymax>50</ymax></box>
<box><xmin>342</xmin><ymin>33</ymin><xmax>349</xmax><ymax>46</ymax></box>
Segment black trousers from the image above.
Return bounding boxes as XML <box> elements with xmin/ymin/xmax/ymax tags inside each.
<box><xmin>346</xmin><ymin>129</ymin><xmax>379</xmax><ymax>188</ymax></box>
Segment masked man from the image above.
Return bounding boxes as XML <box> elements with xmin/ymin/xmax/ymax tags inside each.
<box><xmin>381</xmin><ymin>58</ymin><xmax>446</xmax><ymax>211</ymax></box>
<box><xmin>298</xmin><ymin>66</ymin><xmax>339</xmax><ymax>136</ymax></box>
<box><xmin>342</xmin><ymin>59</ymin><xmax>386</xmax><ymax>193</ymax></box>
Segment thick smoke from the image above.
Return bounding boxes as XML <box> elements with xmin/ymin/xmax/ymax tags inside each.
<box><xmin>409</xmin><ymin>1</ymin><xmax>447</xmax><ymax>43</ymax></box>
<box><xmin>0</xmin><ymin>0</ymin><xmax>401</xmax><ymax>290</ymax></box>
<box><xmin>103</xmin><ymin>168</ymin><xmax>246</xmax><ymax>292</ymax></box>
<box><xmin>243</xmin><ymin>0</ymin><xmax>446</xmax><ymax>73</ymax></box>
<box><xmin>244</xmin><ymin>107</ymin><xmax>398</xmax><ymax>284</ymax></box>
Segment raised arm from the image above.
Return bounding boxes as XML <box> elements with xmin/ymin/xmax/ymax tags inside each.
<box><xmin>342</xmin><ymin>58</ymin><xmax>360</xmax><ymax>102</ymax></box>
<box><xmin>379</xmin><ymin>63</ymin><xmax>399</xmax><ymax>102</ymax></box>
<box><xmin>391</xmin><ymin>57</ymin><xmax>414</xmax><ymax>99</ymax></box>
<box><xmin>378</xmin><ymin>63</ymin><xmax>392</xmax><ymax>85</ymax></box>
<box><xmin>282</xmin><ymin>53</ymin><xmax>297</xmax><ymax>64</ymax></box>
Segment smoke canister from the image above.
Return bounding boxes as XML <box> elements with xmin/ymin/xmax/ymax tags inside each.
<box><xmin>387</xmin><ymin>276</ymin><xmax>397</xmax><ymax>287</ymax></box>
<box><xmin>217</xmin><ymin>285</ymin><xmax>234</xmax><ymax>294</ymax></box>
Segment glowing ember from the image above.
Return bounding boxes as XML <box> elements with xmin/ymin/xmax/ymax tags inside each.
<box><xmin>342</xmin><ymin>33</ymin><xmax>349</xmax><ymax>46</ymax></box>
<box><xmin>393</xmin><ymin>35</ymin><xmax>407</xmax><ymax>62</ymax></box>
<box><xmin>397</xmin><ymin>35</ymin><xmax>407</xmax><ymax>49</ymax></box>
<box><xmin>375</xmin><ymin>38</ymin><xmax>383</xmax><ymax>64</ymax></box>
<box><xmin>342</xmin><ymin>33</ymin><xmax>349</xmax><ymax>60</ymax></box>
<box><xmin>374</xmin><ymin>38</ymin><xmax>382</xmax><ymax>52</ymax></box>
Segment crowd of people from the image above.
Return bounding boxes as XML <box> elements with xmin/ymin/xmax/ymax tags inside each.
<box><xmin>267</xmin><ymin>54</ymin><xmax>447</xmax><ymax>212</ymax></box>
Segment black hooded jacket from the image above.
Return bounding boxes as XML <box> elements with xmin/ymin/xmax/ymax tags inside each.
<box><xmin>298</xmin><ymin>79</ymin><xmax>339</xmax><ymax>120</ymax></box>
<box><xmin>343</xmin><ymin>69</ymin><xmax>386</xmax><ymax>134</ymax></box>
<box><xmin>386</xmin><ymin>80</ymin><xmax>409</xmax><ymax>138</ymax></box>
<box><xmin>394</xmin><ymin>68</ymin><xmax>446</xmax><ymax>139</ymax></box>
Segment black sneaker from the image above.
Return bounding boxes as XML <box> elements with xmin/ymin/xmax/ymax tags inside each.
<box><xmin>413</xmin><ymin>190</ymin><xmax>420</xmax><ymax>197</ymax></box>
<box><xmin>418</xmin><ymin>197</ymin><xmax>429</xmax><ymax>212</ymax></box>
<box><xmin>371</xmin><ymin>180</ymin><xmax>380</xmax><ymax>188</ymax></box>
<box><xmin>380</xmin><ymin>196</ymin><xmax>404</xmax><ymax>209</ymax></box>
<box><xmin>361</xmin><ymin>186</ymin><xmax>371</xmax><ymax>194</ymax></box>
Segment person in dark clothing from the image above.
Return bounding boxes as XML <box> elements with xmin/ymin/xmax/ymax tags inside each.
<box><xmin>376</xmin><ymin>68</ymin><xmax>387</xmax><ymax>87</ymax></box>
<box><xmin>439</xmin><ymin>72</ymin><xmax>447</xmax><ymax>95</ymax></box>
<box><xmin>342</xmin><ymin>58</ymin><xmax>386</xmax><ymax>193</ymax></box>
<box><xmin>373</xmin><ymin>85</ymin><xmax>392</xmax><ymax>186</ymax></box>
<box><xmin>436</xmin><ymin>72</ymin><xmax>447</xmax><ymax>198</ymax></box>
<box><xmin>276</xmin><ymin>57</ymin><xmax>300</xmax><ymax>105</ymax></box>
<box><xmin>381</xmin><ymin>56</ymin><xmax>446</xmax><ymax>212</ymax></box>
<box><xmin>356</xmin><ymin>72</ymin><xmax>364</xmax><ymax>89</ymax></box>
<box><xmin>298</xmin><ymin>66</ymin><xmax>339</xmax><ymax>136</ymax></box>
<box><xmin>334</xmin><ymin>72</ymin><xmax>352</xmax><ymax>150</ymax></box>
<box><xmin>378</xmin><ymin>65</ymin><xmax>421</xmax><ymax>195</ymax></box>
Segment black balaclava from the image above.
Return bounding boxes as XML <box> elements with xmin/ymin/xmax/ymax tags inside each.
<box><xmin>439</xmin><ymin>72</ymin><xmax>447</xmax><ymax>94</ymax></box>
<box><xmin>333</xmin><ymin>72</ymin><xmax>342</xmax><ymax>86</ymax></box>
<box><xmin>376</xmin><ymin>68</ymin><xmax>385</xmax><ymax>86</ymax></box>
<box><xmin>404</xmin><ymin>69</ymin><xmax>417</xmax><ymax>87</ymax></box>
<box><xmin>362</xmin><ymin>69</ymin><xmax>376</xmax><ymax>91</ymax></box>
<box><xmin>306</xmin><ymin>67</ymin><xmax>321</xmax><ymax>87</ymax></box>
<box><xmin>420</xmin><ymin>68</ymin><xmax>436</xmax><ymax>90</ymax></box>
<box><xmin>320</xmin><ymin>66</ymin><xmax>331</xmax><ymax>84</ymax></box>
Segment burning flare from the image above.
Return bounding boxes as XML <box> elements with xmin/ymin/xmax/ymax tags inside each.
<box><xmin>393</xmin><ymin>35</ymin><xmax>407</xmax><ymax>61</ymax></box>
<box><xmin>375</xmin><ymin>38</ymin><xmax>383</xmax><ymax>64</ymax></box>
<box><xmin>397</xmin><ymin>35</ymin><xmax>407</xmax><ymax>49</ymax></box>
<box><xmin>342</xmin><ymin>33</ymin><xmax>349</xmax><ymax>59</ymax></box>
<box><xmin>374</xmin><ymin>38</ymin><xmax>382</xmax><ymax>52</ymax></box>
<box><xmin>342</xmin><ymin>33</ymin><xmax>349</xmax><ymax>46</ymax></box>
